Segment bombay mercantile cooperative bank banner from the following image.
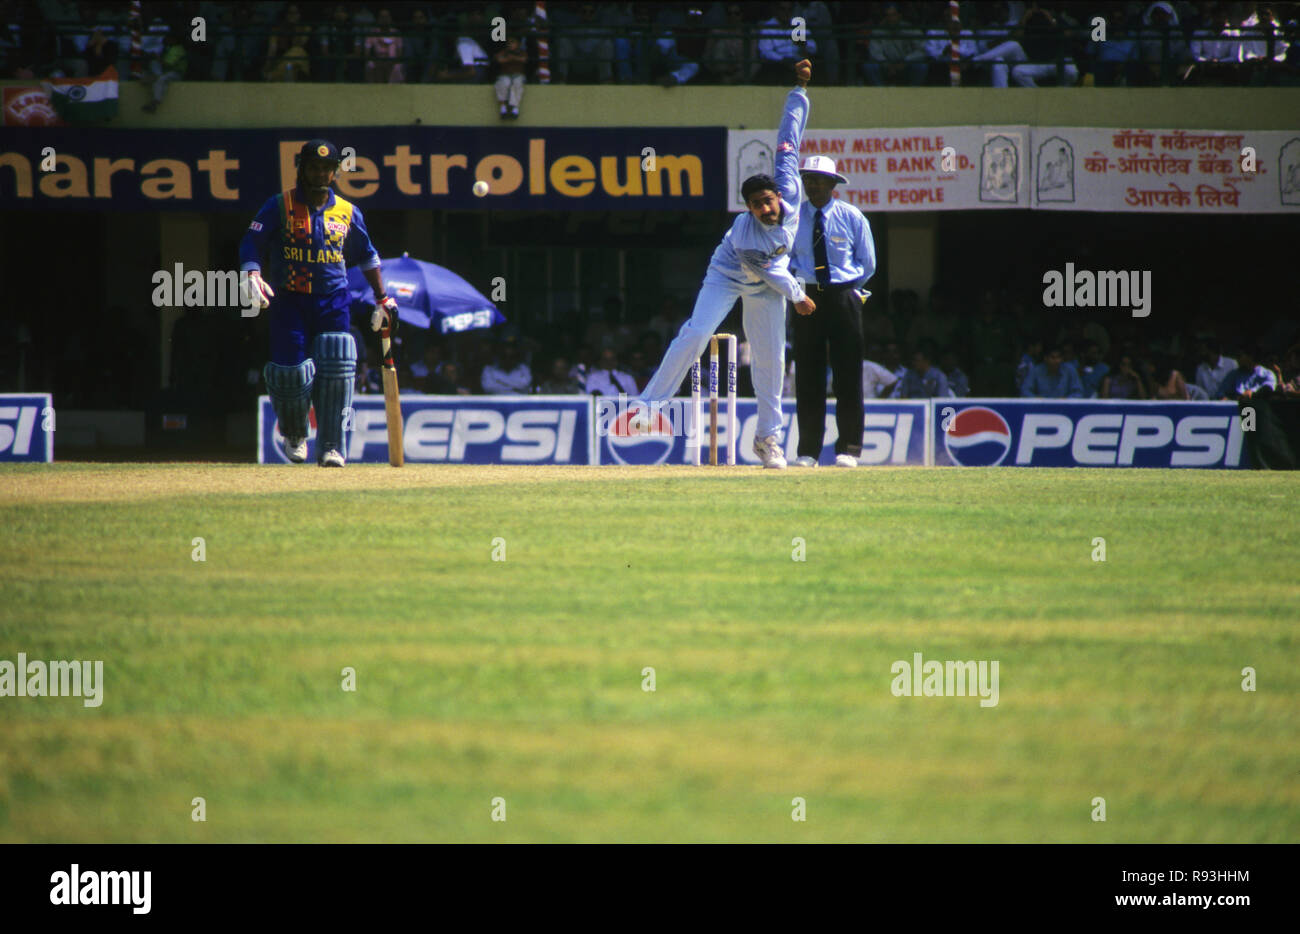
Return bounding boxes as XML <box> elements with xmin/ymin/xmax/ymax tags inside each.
<box><xmin>0</xmin><ymin>125</ymin><xmax>726</xmax><ymax>212</ymax></box>
<box><xmin>728</xmin><ymin>127</ymin><xmax>1300</xmax><ymax>214</ymax></box>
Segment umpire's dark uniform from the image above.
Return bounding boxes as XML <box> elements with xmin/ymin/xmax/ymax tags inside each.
<box><xmin>789</xmin><ymin>157</ymin><xmax>877</xmax><ymax>464</ymax></box>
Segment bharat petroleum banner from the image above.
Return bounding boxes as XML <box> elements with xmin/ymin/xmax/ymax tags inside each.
<box><xmin>728</xmin><ymin>126</ymin><xmax>1032</xmax><ymax>212</ymax></box>
<box><xmin>1030</xmin><ymin>127</ymin><xmax>1300</xmax><ymax>213</ymax></box>
<box><xmin>728</xmin><ymin>126</ymin><xmax>1300</xmax><ymax>214</ymax></box>
<box><xmin>0</xmin><ymin>125</ymin><xmax>725</xmax><ymax>211</ymax></box>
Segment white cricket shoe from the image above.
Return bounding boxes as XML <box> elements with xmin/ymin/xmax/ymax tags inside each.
<box><xmin>285</xmin><ymin>437</ymin><xmax>308</xmax><ymax>463</ymax></box>
<box><xmin>752</xmin><ymin>434</ymin><xmax>787</xmax><ymax>469</ymax></box>
<box><xmin>793</xmin><ymin>455</ymin><xmax>818</xmax><ymax>468</ymax></box>
<box><xmin>319</xmin><ymin>448</ymin><xmax>345</xmax><ymax>468</ymax></box>
<box><xmin>834</xmin><ymin>453</ymin><xmax>859</xmax><ymax>468</ymax></box>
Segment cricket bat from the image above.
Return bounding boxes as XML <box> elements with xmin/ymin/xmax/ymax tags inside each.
<box><xmin>380</xmin><ymin>333</ymin><xmax>404</xmax><ymax>467</ymax></box>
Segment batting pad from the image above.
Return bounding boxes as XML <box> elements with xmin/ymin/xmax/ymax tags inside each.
<box><xmin>310</xmin><ymin>331</ymin><xmax>356</xmax><ymax>454</ymax></box>
<box><xmin>263</xmin><ymin>358</ymin><xmax>316</xmax><ymax>441</ymax></box>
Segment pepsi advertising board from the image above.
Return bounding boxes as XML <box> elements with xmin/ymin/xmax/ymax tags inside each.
<box><xmin>0</xmin><ymin>394</ymin><xmax>53</xmax><ymax>462</ymax></box>
<box><xmin>258</xmin><ymin>396</ymin><xmax>593</xmax><ymax>464</ymax></box>
<box><xmin>595</xmin><ymin>399</ymin><xmax>929</xmax><ymax>466</ymax></box>
<box><xmin>933</xmin><ymin>400</ymin><xmax>1248</xmax><ymax>469</ymax></box>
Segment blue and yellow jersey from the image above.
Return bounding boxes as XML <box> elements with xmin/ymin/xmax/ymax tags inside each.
<box><xmin>239</xmin><ymin>187</ymin><xmax>380</xmax><ymax>296</ymax></box>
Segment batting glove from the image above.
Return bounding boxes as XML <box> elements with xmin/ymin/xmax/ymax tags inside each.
<box><xmin>854</xmin><ymin>288</ymin><xmax>872</xmax><ymax>305</ymax></box>
<box><xmin>244</xmin><ymin>270</ymin><xmax>275</xmax><ymax>309</ymax></box>
<box><xmin>370</xmin><ymin>296</ymin><xmax>400</xmax><ymax>336</ymax></box>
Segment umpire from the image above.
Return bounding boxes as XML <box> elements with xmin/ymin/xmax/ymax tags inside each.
<box><xmin>789</xmin><ymin>156</ymin><xmax>877</xmax><ymax>467</ymax></box>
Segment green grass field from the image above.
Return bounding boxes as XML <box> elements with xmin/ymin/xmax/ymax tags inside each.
<box><xmin>0</xmin><ymin>463</ymin><xmax>1296</xmax><ymax>843</ymax></box>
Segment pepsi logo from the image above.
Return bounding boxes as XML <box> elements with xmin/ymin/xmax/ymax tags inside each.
<box><xmin>943</xmin><ymin>406</ymin><xmax>1011</xmax><ymax>467</ymax></box>
<box><xmin>605</xmin><ymin>405</ymin><xmax>678</xmax><ymax>465</ymax></box>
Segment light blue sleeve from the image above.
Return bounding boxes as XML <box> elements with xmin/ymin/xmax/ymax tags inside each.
<box><xmin>773</xmin><ymin>86</ymin><xmax>810</xmax><ymax>206</ymax></box>
<box><xmin>738</xmin><ymin>250</ymin><xmax>807</xmax><ymax>304</ymax></box>
<box><xmin>853</xmin><ymin>209</ymin><xmax>877</xmax><ymax>287</ymax></box>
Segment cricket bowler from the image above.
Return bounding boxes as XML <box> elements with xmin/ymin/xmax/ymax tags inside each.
<box><xmin>633</xmin><ymin>59</ymin><xmax>816</xmax><ymax>469</ymax></box>
<box><xmin>239</xmin><ymin>139</ymin><xmax>398</xmax><ymax>467</ymax></box>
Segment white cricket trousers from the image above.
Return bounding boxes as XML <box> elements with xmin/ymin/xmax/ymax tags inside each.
<box><xmin>495</xmin><ymin>74</ymin><xmax>524</xmax><ymax>107</ymax></box>
<box><xmin>638</xmin><ymin>279</ymin><xmax>787</xmax><ymax>441</ymax></box>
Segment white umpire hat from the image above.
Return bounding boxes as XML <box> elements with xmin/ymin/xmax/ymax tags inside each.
<box><xmin>799</xmin><ymin>155</ymin><xmax>848</xmax><ymax>184</ymax></box>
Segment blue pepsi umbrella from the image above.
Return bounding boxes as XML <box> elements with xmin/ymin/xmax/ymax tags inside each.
<box><xmin>347</xmin><ymin>253</ymin><xmax>506</xmax><ymax>334</ymax></box>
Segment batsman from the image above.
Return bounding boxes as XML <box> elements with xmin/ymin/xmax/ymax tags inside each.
<box><xmin>239</xmin><ymin>139</ymin><xmax>398</xmax><ymax>467</ymax></box>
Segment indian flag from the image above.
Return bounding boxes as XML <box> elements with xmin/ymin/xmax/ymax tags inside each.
<box><xmin>42</xmin><ymin>66</ymin><xmax>119</xmax><ymax>123</ymax></box>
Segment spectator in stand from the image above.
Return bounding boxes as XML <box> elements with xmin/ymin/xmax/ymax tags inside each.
<box><xmin>429</xmin><ymin>360</ymin><xmax>472</xmax><ymax>395</ymax></box>
<box><xmin>555</xmin><ymin>1</ymin><xmax>613</xmax><ymax>84</ymax></box>
<box><xmin>404</xmin><ymin>6</ymin><xmax>435</xmax><ymax>84</ymax></box>
<box><xmin>481</xmin><ymin>337</ymin><xmax>532</xmax><ymax>394</ymax></box>
<box><xmin>1016</xmin><ymin>335</ymin><xmax>1043</xmax><ymax>391</ymax></box>
<box><xmin>861</xmin><ymin>347</ymin><xmax>900</xmax><ymax>400</ymax></box>
<box><xmin>317</xmin><ymin>3</ymin><xmax>359</xmax><ymax>83</ymax></box>
<box><xmin>1189</xmin><ymin>3</ymin><xmax>1241</xmax><ymax>84</ymax></box>
<box><xmin>495</xmin><ymin>35</ymin><xmax>527</xmax><ymax>117</ymax></box>
<box><xmin>142</xmin><ymin>25</ymin><xmax>188</xmax><ymax>112</ymax></box>
<box><xmin>626</xmin><ymin>349</ymin><xmax>650</xmax><ymax>391</ymax></box>
<box><xmin>940</xmin><ymin>348</ymin><xmax>969</xmax><ymax>397</ymax></box>
<box><xmin>616</xmin><ymin>2</ymin><xmax>654</xmax><ymax>84</ymax></box>
<box><xmin>584</xmin><ymin>348</ymin><xmax>637</xmax><ymax>396</ymax></box>
<box><xmin>1078</xmin><ymin>341</ymin><xmax>1109</xmax><ymax>398</ymax></box>
<box><xmin>1023</xmin><ymin>345</ymin><xmax>1084</xmax><ymax>398</ymax></box>
<box><xmin>973</xmin><ymin>1</ymin><xmax>1080</xmax><ymax>87</ymax></box>
<box><xmin>569</xmin><ymin>344</ymin><xmax>595</xmax><ymax>388</ymax></box>
<box><xmin>1137</xmin><ymin>1</ymin><xmax>1192</xmax><ymax>84</ymax></box>
<box><xmin>1215</xmin><ymin>344</ymin><xmax>1278</xmax><ymax>399</ymax></box>
<box><xmin>1194</xmin><ymin>338</ymin><xmax>1237</xmax><ymax>397</ymax></box>
<box><xmin>1240</xmin><ymin>4</ymin><xmax>1290</xmax><ymax>75</ymax></box>
<box><xmin>1092</xmin><ymin>3</ymin><xmax>1139</xmax><ymax>86</ymax></box>
<box><xmin>653</xmin><ymin>6</ymin><xmax>703</xmax><ymax>87</ymax></box>
<box><xmin>1100</xmin><ymin>353</ymin><xmax>1147</xmax><ymax>399</ymax></box>
<box><xmin>212</xmin><ymin>2</ymin><xmax>263</xmax><ymax>81</ymax></box>
<box><xmin>1152</xmin><ymin>361</ymin><xmax>1205</xmax><ymax>399</ymax></box>
<box><xmin>363</xmin><ymin>8</ymin><xmax>404</xmax><ymax>83</ymax></box>
<box><xmin>880</xmin><ymin>341</ymin><xmax>907</xmax><ymax>397</ymax></box>
<box><xmin>1279</xmin><ymin>344</ymin><xmax>1300</xmax><ymax>397</ymax></box>
<box><xmin>863</xmin><ymin>2</ymin><xmax>928</xmax><ymax>86</ymax></box>
<box><xmin>1060</xmin><ymin>340</ymin><xmax>1081</xmax><ymax>378</ymax></box>
<box><xmin>538</xmin><ymin>357</ymin><xmax>583</xmax><ymax>394</ymax></box>
<box><xmin>756</xmin><ymin>1</ymin><xmax>817</xmax><ymax>85</ymax></box>
<box><xmin>411</xmin><ymin>342</ymin><xmax>443</xmax><ymax>385</ymax></box>
<box><xmin>907</xmin><ymin>288</ymin><xmax>959</xmax><ymax>351</ymax></box>
<box><xmin>83</xmin><ymin>20</ymin><xmax>118</xmax><ymax>77</ymax></box>
<box><xmin>264</xmin><ymin>5</ymin><xmax>303</xmax><ymax>71</ymax></box>
<box><xmin>264</xmin><ymin>6</ymin><xmax>313</xmax><ymax>83</ymax></box>
<box><xmin>705</xmin><ymin>3</ymin><xmax>757</xmax><ymax>85</ymax></box>
<box><xmin>920</xmin><ymin>11</ymin><xmax>985</xmax><ymax>85</ymax></box>
<box><xmin>966</xmin><ymin>289</ymin><xmax>1017</xmax><ymax>395</ymax></box>
<box><xmin>438</xmin><ymin>8</ymin><xmax>490</xmax><ymax>82</ymax></box>
<box><xmin>898</xmin><ymin>346</ymin><xmax>951</xmax><ymax>398</ymax></box>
